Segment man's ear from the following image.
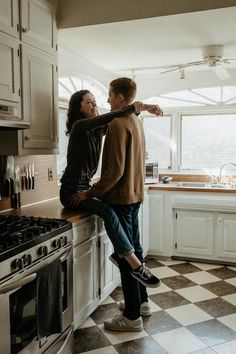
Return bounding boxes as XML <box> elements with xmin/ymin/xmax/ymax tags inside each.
<box><xmin>117</xmin><ymin>93</ymin><xmax>125</xmax><ymax>104</ymax></box>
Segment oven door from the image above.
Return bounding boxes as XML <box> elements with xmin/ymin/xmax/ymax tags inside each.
<box><xmin>0</xmin><ymin>246</ymin><xmax>73</xmax><ymax>354</ymax></box>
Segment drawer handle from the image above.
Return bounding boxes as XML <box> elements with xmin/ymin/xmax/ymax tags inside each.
<box><xmin>24</xmin><ymin>135</ymin><xmax>31</xmax><ymax>140</ymax></box>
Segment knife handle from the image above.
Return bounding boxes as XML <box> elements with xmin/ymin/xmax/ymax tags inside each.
<box><xmin>32</xmin><ymin>176</ymin><xmax>35</xmax><ymax>189</ymax></box>
<box><xmin>5</xmin><ymin>179</ymin><xmax>10</xmax><ymax>197</ymax></box>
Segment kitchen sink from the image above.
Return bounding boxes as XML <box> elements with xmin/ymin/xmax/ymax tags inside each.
<box><xmin>174</xmin><ymin>182</ymin><xmax>208</xmax><ymax>188</ymax></box>
<box><xmin>210</xmin><ymin>183</ymin><xmax>236</xmax><ymax>189</ymax></box>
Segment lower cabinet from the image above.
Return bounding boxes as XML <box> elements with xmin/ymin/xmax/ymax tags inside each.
<box><xmin>73</xmin><ymin>236</ymin><xmax>99</xmax><ymax>329</ymax></box>
<box><xmin>173</xmin><ymin>209</ymin><xmax>236</xmax><ymax>263</ymax></box>
<box><xmin>173</xmin><ymin>209</ymin><xmax>214</xmax><ymax>258</ymax></box>
<box><xmin>73</xmin><ymin>216</ymin><xmax>120</xmax><ymax>330</ymax></box>
<box><xmin>216</xmin><ymin>213</ymin><xmax>236</xmax><ymax>262</ymax></box>
<box><xmin>148</xmin><ymin>192</ymin><xmax>165</xmax><ymax>256</ymax></box>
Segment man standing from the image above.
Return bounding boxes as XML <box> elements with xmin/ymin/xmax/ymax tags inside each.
<box><xmin>83</xmin><ymin>77</ymin><xmax>162</xmax><ymax>331</ymax></box>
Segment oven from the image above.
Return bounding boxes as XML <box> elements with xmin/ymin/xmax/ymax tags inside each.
<box><xmin>0</xmin><ymin>216</ymin><xmax>74</xmax><ymax>354</ymax></box>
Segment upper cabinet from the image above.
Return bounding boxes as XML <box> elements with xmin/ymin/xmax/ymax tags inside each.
<box><xmin>20</xmin><ymin>0</ymin><xmax>57</xmax><ymax>54</ymax></box>
<box><xmin>0</xmin><ymin>0</ymin><xmax>19</xmax><ymax>38</ymax></box>
<box><xmin>0</xmin><ymin>0</ymin><xmax>58</xmax><ymax>155</ymax></box>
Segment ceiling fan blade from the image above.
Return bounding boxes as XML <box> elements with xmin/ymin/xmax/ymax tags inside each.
<box><xmin>214</xmin><ymin>65</ymin><xmax>231</xmax><ymax>80</ymax></box>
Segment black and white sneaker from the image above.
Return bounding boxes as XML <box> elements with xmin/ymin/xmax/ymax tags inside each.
<box><xmin>131</xmin><ymin>265</ymin><xmax>160</xmax><ymax>288</ymax></box>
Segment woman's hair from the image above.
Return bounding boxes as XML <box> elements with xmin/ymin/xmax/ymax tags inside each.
<box><xmin>109</xmin><ymin>77</ymin><xmax>136</xmax><ymax>103</ymax></box>
<box><xmin>66</xmin><ymin>89</ymin><xmax>91</xmax><ymax>135</ymax></box>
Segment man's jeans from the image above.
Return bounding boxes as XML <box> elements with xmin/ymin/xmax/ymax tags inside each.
<box><xmin>112</xmin><ymin>202</ymin><xmax>149</xmax><ymax>320</ymax></box>
<box><xmin>60</xmin><ymin>177</ymin><xmax>134</xmax><ymax>257</ymax></box>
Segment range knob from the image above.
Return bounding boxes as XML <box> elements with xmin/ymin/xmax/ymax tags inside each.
<box><xmin>52</xmin><ymin>238</ymin><xmax>61</xmax><ymax>248</ymax></box>
<box><xmin>22</xmin><ymin>254</ymin><xmax>32</xmax><ymax>266</ymax></box>
<box><xmin>11</xmin><ymin>258</ymin><xmax>24</xmax><ymax>270</ymax></box>
<box><xmin>38</xmin><ymin>245</ymin><xmax>48</xmax><ymax>256</ymax></box>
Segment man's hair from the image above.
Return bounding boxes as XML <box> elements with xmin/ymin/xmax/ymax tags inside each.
<box><xmin>109</xmin><ymin>77</ymin><xmax>136</xmax><ymax>103</ymax></box>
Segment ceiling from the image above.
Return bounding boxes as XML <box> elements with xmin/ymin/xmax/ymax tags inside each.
<box><xmin>58</xmin><ymin>7</ymin><xmax>236</xmax><ymax>99</ymax></box>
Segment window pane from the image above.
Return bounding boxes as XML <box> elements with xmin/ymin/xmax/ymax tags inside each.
<box><xmin>181</xmin><ymin>114</ymin><xmax>236</xmax><ymax>170</ymax></box>
<box><xmin>57</xmin><ymin>108</ymin><xmax>68</xmax><ymax>177</ymax></box>
<box><xmin>143</xmin><ymin>116</ymin><xmax>171</xmax><ymax>169</ymax></box>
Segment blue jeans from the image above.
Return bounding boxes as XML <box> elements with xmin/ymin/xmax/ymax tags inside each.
<box><xmin>60</xmin><ymin>176</ymin><xmax>134</xmax><ymax>257</ymax></box>
<box><xmin>112</xmin><ymin>202</ymin><xmax>148</xmax><ymax>320</ymax></box>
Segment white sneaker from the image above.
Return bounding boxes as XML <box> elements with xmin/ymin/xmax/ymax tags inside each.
<box><xmin>119</xmin><ymin>300</ymin><xmax>151</xmax><ymax>317</ymax></box>
<box><xmin>104</xmin><ymin>314</ymin><xmax>143</xmax><ymax>332</ymax></box>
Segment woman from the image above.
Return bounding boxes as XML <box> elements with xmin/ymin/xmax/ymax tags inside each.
<box><xmin>60</xmin><ymin>90</ymin><xmax>162</xmax><ymax>287</ymax></box>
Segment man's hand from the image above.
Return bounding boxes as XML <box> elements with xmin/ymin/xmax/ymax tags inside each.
<box><xmin>70</xmin><ymin>191</ymin><xmax>87</xmax><ymax>208</ymax></box>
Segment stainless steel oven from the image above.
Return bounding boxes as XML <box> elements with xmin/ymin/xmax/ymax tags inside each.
<box><xmin>0</xmin><ymin>216</ymin><xmax>74</xmax><ymax>354</ymax></box>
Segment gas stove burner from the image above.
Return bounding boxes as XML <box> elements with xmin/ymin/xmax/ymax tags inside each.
<box><xmin>0</xmin><ymin>215</ymin><xmax>72</xmax><ymax>262</ymax></box>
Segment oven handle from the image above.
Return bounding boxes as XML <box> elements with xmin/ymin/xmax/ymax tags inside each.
<box><xmin>60</xmin><ymin>246</ymin><xmax>72</xmax><ymax>262</ymax></box>
<box><xmin>0</xmin><ymin>273</ymin><xmax>36</xmax><ymax>295</ymax></box>
<box><xmin>55</xmin><ymin>327</ymin><xmax>73</xmax><ymax>354</ymax></box>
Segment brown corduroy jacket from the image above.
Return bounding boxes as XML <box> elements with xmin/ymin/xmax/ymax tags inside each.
<box><xmin>86</xmin><ymin>113</ymin><xmax>145</xmax><ymax>204</ymax></box>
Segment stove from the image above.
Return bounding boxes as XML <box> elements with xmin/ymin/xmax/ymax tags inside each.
<box><xmin>0</xmin><ymin>215</ymin><xmax>72</xmax><ymax>282</ymax></box>
<box><xmin>0</xmin><ymin>215</ymin><xmax>74</xmax><ymax>354</ymax></box>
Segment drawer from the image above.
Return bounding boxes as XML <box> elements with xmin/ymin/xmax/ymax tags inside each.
<box><xmin>73</xmin><ymin>216</ymin><xmax>97</xmax><ymax>246</ymax></box>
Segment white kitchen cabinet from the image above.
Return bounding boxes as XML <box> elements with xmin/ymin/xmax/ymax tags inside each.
<box><xmin>98</xmin><ymin>220</ymin><xmax>120</xmax><ymax>302</ymax></box>
<box><xmin>0</xmin><ymin>0</ymin><xmax>19</xmax><ymax>38</ymax></box>
<box><xmin>73</xmin><ymin>216</ymin><xmax>120</xmax><ymax>329</ymax></box>
<box><xmin>21</xmin><ymin>45</ymin><xmax>58</xmax><ymax>150</ymax></box>
<box><xmin>0</xmin><ymin>0</ymin><xmax>58</xmax><ymax>155</ymax></box>
<box><xmin>148</xmin><ymin>191</ymin><xmax>165</xmax><ymax>256</ymax></box>
<box><xmin>216</xmin><ymin>213</ymin><xmax>236</xmax><ymax>262</ymax></box>
<box><xmin>139</xmin><ymin>192</ymin><xmax>149</xmax><ymax>257</ymax></box>
<box><xmin>20</xmin><ymin>0</ymin><xmax>57</xmax><ymax>54</ymax></box>
<box><xmin>0</xmin><ymin>32</ymin><xmax>20</xmax><ymax>105</ymax></box>
<box><xmin>173</xmin><ymin>209</ymin><xmax>214</xmax><ymax>258</ymax></box>
<box><xmin>73</xmin><ymin>236</ymin><xmax>99</xmax><ymax>330</ymax></box>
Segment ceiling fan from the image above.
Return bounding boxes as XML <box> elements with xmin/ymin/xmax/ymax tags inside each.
<box><xmin>160</xmin><ymin>45</ymin><xmax>236</xmax><ymax>80</ymax></box>
<box><xmin>122</xmin><ymin>45</ymin><xmax>236</xmax><ymax>80</ymax></box>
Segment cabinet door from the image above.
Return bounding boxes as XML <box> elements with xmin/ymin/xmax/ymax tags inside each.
<box><xmin>149</xmin><ymin>193</ymin><xmax>165</xmax><ymax>255</ymax></box>
<box><xmin>139</xmin><ymin>194</ymin><xmax>149</xmax><ymax>257</ymax></box>
<box><xmin>0</xmin><ymin>33</ymin><xmax>20</xmax><ymax>104</ymax></box>
<box><xmin>20</xmin><ymin>0</ymin><xmax>57</xmax><ymax>54</ymax></box>
<box><xmin>216</xmin><ymin>213</ymin><xmax>236</xmax><ymax>261</ymax></box>
<box><xmin>73</xmin><ymin>237</ymin><xmax>99</xmax><ymax>330</ymax></box>
<box><xmin>99</xmin><ymin>230</ymin><xmax>120</xmax><ymax>302</ymax></box>
<box><xmin>0</xmin><ymin>0</ymin><xmax>18</xmax><ymax>38</ymax></box>
<box><xmin>174</xmin><ymin>210</ymin><xmax>214</xmax><ymax>257</ymax></box>
<box><xmin>21</xmin><ymin>45</ymin><xmax>58</xmax><ymax>149</ymax></box>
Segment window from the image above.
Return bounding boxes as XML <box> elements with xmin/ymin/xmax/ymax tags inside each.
<box><xmin>144</xmin><ymin>86</ymin><xmax>236</xmax><ymax>173</ymax></box>
<box><xmin>181</xmin><ymin>114</ymin><xmax>236</xmax><ymax>171</ymax></box>
<box><xmin>143</xmin><ymin>116</ymin><xmax>172</xmax><ymax>169</ymax></box>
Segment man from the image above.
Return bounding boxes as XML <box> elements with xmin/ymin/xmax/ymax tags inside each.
<box><xmin>79</xmin><ymin>77</ymin><xmax>162</xmax><ymax>331</ymax></box>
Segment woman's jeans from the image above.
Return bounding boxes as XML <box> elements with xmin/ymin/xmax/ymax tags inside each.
<box><xmin>112</xmin><ymin>202</ymin><xmax>148</xmax><ymax>320</ymax></box>
<box><xmin>60</xmin><ymin>176</ymin><xmax>134</xmax><ymax>257</ymax></box>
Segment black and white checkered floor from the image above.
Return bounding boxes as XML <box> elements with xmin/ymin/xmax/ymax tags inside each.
<box><xmin>74</xmin><ymin>258</ymin><xmax>236</xmax><ymax>354</ymax></box>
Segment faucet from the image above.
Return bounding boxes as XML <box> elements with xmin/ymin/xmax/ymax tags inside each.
<box><xmin>219</xmin><ymin>162</ymin><xmax>236</xmax><ymax>184</ymax></box>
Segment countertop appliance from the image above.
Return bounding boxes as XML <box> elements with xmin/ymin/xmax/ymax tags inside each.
<box><xmin>0</xmin><ymin>215</ymin><xmax>73</xmax><ymax>354</ymax></box>
<box><xmin>145</xmin><ymin>162</ymin><xmax>159</xmax><ymax>184</ymax></box>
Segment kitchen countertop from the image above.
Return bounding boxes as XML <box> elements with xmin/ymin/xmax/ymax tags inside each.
<box><xmin>148</xmin><ymin>182</ymin><xmax>236</xmax><ymax>193</ymax></box>
<box><xmin>1</xmin><ymin>183</ymin><xmax>236</xmax><ymax>222</ymax></box>
<box><xmin>0</xmin><ymin>197</ymin><xmax>90</xmax><ymax>223</ymax></box>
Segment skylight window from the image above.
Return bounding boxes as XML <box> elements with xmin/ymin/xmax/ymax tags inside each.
<box><xmin>58</xmin><ymin>75</ymin><xmax>109</xmax><ymax>109</ymax></box>
<box><xmin>144</xmin><ymin>86</ymin><xmax>236</xmax><ymax>108</ymax></box>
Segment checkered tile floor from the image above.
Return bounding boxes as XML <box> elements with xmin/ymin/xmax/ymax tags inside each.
<box><xmin>74</xmin><ymin>259</ymin><xmax>236</xmax><ymax>354</ymax></box>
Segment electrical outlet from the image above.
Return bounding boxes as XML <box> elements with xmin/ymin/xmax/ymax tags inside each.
<box><xmin>48</xmin><ymin>167</ymin><xmax>53</xmax><ymax>181</ymax></box>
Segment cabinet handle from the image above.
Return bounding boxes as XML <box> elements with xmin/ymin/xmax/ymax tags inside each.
<box><xmin>218</xmin><ymin>219</ymin><xmax>222</xmax><ymax>223</ymax></box>
<box><xmin>24</xmin><ymin>135</ymin><xmax>31</xmax><ymax>140</ymax></box>
<box><xmin>22</xmin><ymin>27</ymin><xmax>29</xmax><ymax>33</ymax></box>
